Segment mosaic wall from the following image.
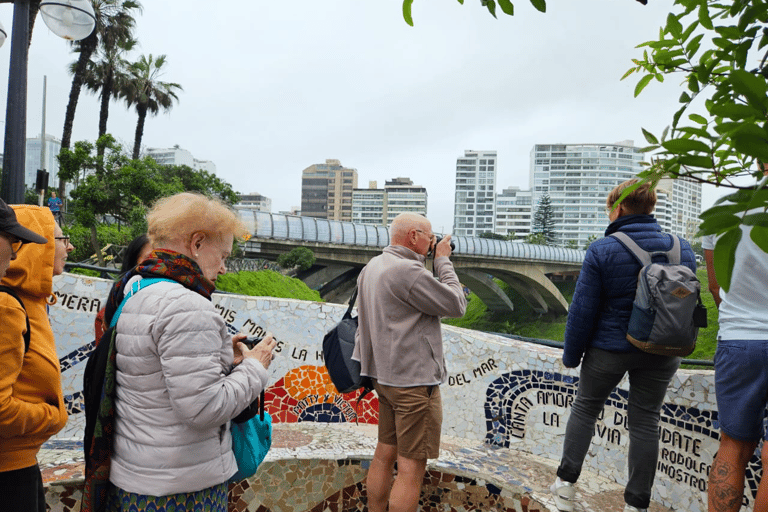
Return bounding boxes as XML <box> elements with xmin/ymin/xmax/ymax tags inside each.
<box><xmin>47</xmin><ymin>274</ymin><xmax>762</xmax><ymax>512</ymax></box>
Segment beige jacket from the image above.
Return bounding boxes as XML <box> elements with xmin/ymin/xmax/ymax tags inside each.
<box><xmin>352</xmin><ymin>245</ymin><xmax>466</xmax><ymax>387</ymax></box>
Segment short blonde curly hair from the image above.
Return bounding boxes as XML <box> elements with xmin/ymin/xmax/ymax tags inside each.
<box><xmin>147</xmin><ymin>192</ymin><xmax>248</xmax><ymax>247</ymax></box>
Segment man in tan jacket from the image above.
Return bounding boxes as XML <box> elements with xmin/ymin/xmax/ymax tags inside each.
<box><xmin>353</xmin><ymin>213</ymin><xmax>466</xmax><ymax>512</ymax></box>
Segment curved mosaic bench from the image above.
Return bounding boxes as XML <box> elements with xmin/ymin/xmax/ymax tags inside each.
<box><xmin>43</xmin><ymin>273</ymin><xmax>758</xmax><ymax>512</ymax></box>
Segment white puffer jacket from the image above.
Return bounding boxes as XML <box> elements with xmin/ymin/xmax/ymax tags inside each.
<box><xmin>109</xmin><ymin>276</ymin><xmax>268</xmax><ymax>496</ymax></box>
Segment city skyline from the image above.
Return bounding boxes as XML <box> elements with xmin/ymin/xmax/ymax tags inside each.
<box><xmin>0</xmin><ymin>1</ymin><xmax>727</xmax><ymax>234</ymax></box>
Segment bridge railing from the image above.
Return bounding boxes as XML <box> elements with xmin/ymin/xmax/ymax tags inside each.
<box><xmin>240</xmin><ymin>212</ymin><xmax>585</xmax><ymax>264</ymax></box>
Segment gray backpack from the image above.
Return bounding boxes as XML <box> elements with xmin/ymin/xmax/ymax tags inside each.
<box><xmin>610</xmin><ymin>232</ymin><xmax>707</xmax><ymax>357</ymax></box>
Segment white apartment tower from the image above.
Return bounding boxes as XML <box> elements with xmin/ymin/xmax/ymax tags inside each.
<box><xmin>656</xmin><ymin>177</ymin><xmax>702</xmax><ymax>240</ymax></box>
<box><xmin>352</xmin><ymin>178</ymin><xmax>427</xmax><ymax>226</ymax></box>
<box><xmin>146</xmin><ymin>145</ymin><xmax>217</xmax><ymax>174</ymax></box>
<box><xmin>495</xmin><ymin>186</ymin><xmax>532</xmax><ymax>240</ymax></box>
<box><xmin>530</xmin><ymin>141</ymin><xmax>644</xmax><ymax>246</ymax></box>
<box><xmin>235</xmin><ymin>192</ymin><xmax>272</xmax><ymax>213</ymax></box>
<box><xmin>25</xmin><ymin>134</ymin><xmax>62</xmax><ymax>190</ymax></box>
<box><xmin>453</xmin><ymin>150</ymin><xmax>497</xmax><ymax>237</ymax></box>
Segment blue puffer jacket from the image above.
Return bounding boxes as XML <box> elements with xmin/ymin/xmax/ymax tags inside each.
<box><xmin>562</xmin><ymin>214</ymin><xmax>697</xmax><ymax>368</ymax></box>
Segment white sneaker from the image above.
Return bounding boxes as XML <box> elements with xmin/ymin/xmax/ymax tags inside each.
<box><xmin>549</xmin><ymin>477</ymin><xmax>575</xmax><ymax>512</ymax></box>
<box><xmin>624</xmin><ymin>506</ymin><xmax>647</xmax><ymax>512</ymax></box>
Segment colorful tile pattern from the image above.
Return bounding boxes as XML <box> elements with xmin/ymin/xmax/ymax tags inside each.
<box><xmin>40</xmin><ymin>274</ymin><xmax>750</xmax><ymax>511</ymax></box>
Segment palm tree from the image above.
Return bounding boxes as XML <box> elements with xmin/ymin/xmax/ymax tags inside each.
<box><xmin>77</xmin><ymin>36</ymin><xmax>137</xmax><ymax>155</ymax></box>
<box><xmin>122</xmin><ymin>54</ymin><xmax>182</xmax><ymax>160</ymax></box>
<box><xmin>59</xmin><ymin>0</ymin><xmax>142</xmax><ymax>196</ymax></box>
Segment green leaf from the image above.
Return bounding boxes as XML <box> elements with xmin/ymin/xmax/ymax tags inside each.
<box><xmin>698</xmin><ymin>3</ymin><xmax>713</xmax><ymax>30</ymax></box>
<box><xmin>710</xmin><ymin>103</ymin><xmax>761</xmax><ymax>120</ymax></box>
<box><xmin>661</xmin><ymin>138</ymin><xmax>711</xmax><ymax>154</ymax></box>
<box><xmin>686</xmin><ymin>33</ymin><xmax>704</xmax><ymax>57</ymax></box>
<box><xmin>642</xmin><ymin>128</ymin><xmax>659</xmax><ymax>145</ymax></box>
<box><xmin>742</xmin><ymin>213</ymin><xmax>768</xmax><ymax>226</ymax></box>
<box><xmin>529</xmin><ymin>0</ymin><xmax>546</xmax><ymax>13</ymax></box>
<box><xmin>714</xmin><ymin>228</ymin><xmax>742</xmax><ymax>293</ymax></box>
<box><xmin>730</xmin><ymin>69</ymin><xmax>768</xmax><ymax>107</ymax></box>
<box><xmin>681</xmin><ymin>20</ymin><xmax>699</xmax><ymax>42</ymax></box>
<box><xmin>751</xmin><ymin>225</ymin><xmax>768</xmax><ymax>252</ymax></box>
<box><xmin>679</xmin><ymin>91</ymin><xmax>691</xmax><ymax>103</ymax></box>
<box><xmin>666</xmin><ymin>13</ymin><xmax>683</xmax><ymax>38</ymax></box>
<box><xmin>621</xmin><ymin>67</ymin><xmax>638</xmax><ymax>81</ymax></box>
<box><xmin>402</xmin><ymin>0</ymin><xmax>414</xmax><ymax>26</ymax></box>
<box><xmin>634</xmin><ymin>74</ymin><xmax>654</xmax><ymax>97</ymax></box>
<box><xmin>700</xmin><ymin>204</ymin><xmax>751</xmax><ymax>221</ymax></box>
<box><xmin>688</xmin><ymin>113</ymin><xmax>708</xmax><ymax>125</ymax></box>
<box><xmin>677</xmin><ymin>155</ymin><xmax>714</xmax><ymax>168</ymax></box>
<box><xmin>688</xmin><ymin>76</ymin><xmax>700</xmax><ymax>93</ymax></box>
<box><xmin>485</xmin><ymin>0</ymin><xmax>497</xmax><ymax>18</ymax></box>
<box><xmin>498</xmin><ymin>0</ymin><xmax>514</xmax><ymax>15</ymax></box>
<box><xmin>731</xmin><ymin>125</ymin><xmax>768</xmax><ymax>162</ymax></box>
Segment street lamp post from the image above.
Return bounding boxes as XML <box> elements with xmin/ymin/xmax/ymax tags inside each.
<box><xmin>0</xmin><ymin>0</ymin><xmax>95</xmax><ymax>204</ymax></box>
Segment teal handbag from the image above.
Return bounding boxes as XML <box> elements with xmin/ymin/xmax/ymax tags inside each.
<box><xmin>229</xmin><ymin>391</ymin><xmax>272</xmax><ymax>482</ymax></box>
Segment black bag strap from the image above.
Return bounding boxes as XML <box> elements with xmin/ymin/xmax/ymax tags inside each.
<box><xmin>345</xmin><ymin>288</ymin><xmax>358</xmax><ymax>317</ymax></box>
<box><xmin>0</xmin><ymin>285</ymin><xmax>30</xmax><ymax>353</ymax></box>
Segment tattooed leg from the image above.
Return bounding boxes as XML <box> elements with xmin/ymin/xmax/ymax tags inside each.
<box><xmin>754</xmin><ymin>441</ymin><xmax>768</xmax><ymax>512</ymax></box>
<box><xmin>709</xmin><ymin>433</ymin><xmax>758</xmax><ymax>512</ymax></box>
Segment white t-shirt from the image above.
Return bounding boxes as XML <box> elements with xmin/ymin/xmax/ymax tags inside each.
<box><xmin>717</xmin><ymin>211</ymin><xmax>768</xmax><ymax>340</ymax></box>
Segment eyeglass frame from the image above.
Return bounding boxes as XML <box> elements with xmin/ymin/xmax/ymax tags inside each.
<box><xmin>0</xmin><ymin>232</ymin><xmax>23</xmax><ymax>255</ymax></box>
<box><xmin>415</xmin><ymin>229</ymin><xmax>435</xmax><ymax>240</ymax></box>
<box><xmin>55</xmin><ymin>236</ymin><xmax>71</xmax><ymax>245</ymax></box>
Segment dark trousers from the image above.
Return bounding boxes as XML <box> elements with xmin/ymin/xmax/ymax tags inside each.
<box><xmin>556</xmin><ymin>348</ymin><xmax>680</xmax><ymax>509</ymax></box>
<box><xmin>0</xmin><ymin>465</ymin><xmax>46</xmax><ymax>512</ymax></box>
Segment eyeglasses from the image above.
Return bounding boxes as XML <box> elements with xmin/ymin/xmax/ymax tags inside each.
<box><xmin>0</xmin><ymin>234</ymin><xmax>23</xmax><ymax>255</ymax></box>
<box><xmin>415</xmin><ymin>229</ymin><xmax>434</xmax><ymax>239</ymax></box>
<box><xmin>55</xmin><ymin>236</ymin><xmax>70</xmax><ymax>245</ymax></box>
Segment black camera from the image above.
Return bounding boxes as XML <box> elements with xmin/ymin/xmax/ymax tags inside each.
<box><xmin>242</xmin><ymin>335</ymin><xmax>264</xmax><ymax>349</ymax></box>
<box><xmin>428</xmin><ymin>235</ymin><xmax>455</xmax><ymax>257</ymax></box>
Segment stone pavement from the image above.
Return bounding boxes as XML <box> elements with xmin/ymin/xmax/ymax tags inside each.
<box><xmin>41</xmin><ymin>423</ymin><xmax>676</xmax><ymax>512</ymax></box>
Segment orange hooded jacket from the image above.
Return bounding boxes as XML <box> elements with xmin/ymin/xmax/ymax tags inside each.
<box><xmin>0</xmin><ymin>205</ymin><xmax>68</xmax><ymax>472</ymax></box>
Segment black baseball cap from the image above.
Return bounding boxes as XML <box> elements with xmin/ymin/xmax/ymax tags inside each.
<box><xmin>0</xmin><ymin>199</ymin><xmax>48</xmax><ymax>244</ymax></box>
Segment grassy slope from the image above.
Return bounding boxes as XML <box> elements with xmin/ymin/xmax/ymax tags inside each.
<box><xmin>216</xmin><ymin>270</ymin><xmax>322</xmax><ymax>302</ymax></box>
<box><xmin>444</xmin><ymin>268</ymin><xmax>719</xmax><ymax>361</ymax></box>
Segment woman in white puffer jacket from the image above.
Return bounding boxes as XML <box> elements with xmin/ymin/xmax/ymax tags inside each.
<box><xmin>85</xmin><ymin>192</ymin><xmax>276</xmax><ymax>512</ymax></box>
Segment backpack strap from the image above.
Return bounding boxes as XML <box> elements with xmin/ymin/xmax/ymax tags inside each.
<box><xmin>0</xmin><ymin>285</ymin><xmax>30</xmax><ymax>353</ymax></box>
<box><xmin>610</xmin><ymin>232</ymin><xmax>681</xmax><ymax>266</ymax></box>
<box><xmin>109</xmin><ymin>278</ymin><xmax>176</xmax><ymax>329</ymax></box>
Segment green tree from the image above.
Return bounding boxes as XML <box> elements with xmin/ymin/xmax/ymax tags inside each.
<box><xmin>478</xmin><ymin>232</ymin><xmax>507</xmax><ymax>240</ymax></box>
<box><xmin>564</xmin><ymin>239</ymin><xmax>579</xmax><ymax>249</ymax></box>
<box><xmin>122</xmin><ymin>54</ymin><xmax>182</xmax><ymax>159</ymax></box>
<box><xmin>583</xmin><ymin>234</ymin><xmax>598</xmax><ymax>250</ymax></box>
<box><xmin>532</xmin><ymin>193</ymin><xmax>556</xmax><ymax>245</ymax></box>
<box><xmin>59</xmin><ymin>0</ymin><xmax>142</xmax><ymax>196</ymax></box>
<box><xmin>624</xmin><ymin>0</ymin><xmax>768</xmax><ymax>292</ymax></box>
<box><xmin>277</xmin><ymin>247</ymin><xmax>316</xmax><ymax>273</ymax></box>
<box><xmin>58</xmin><ymin>135</ymin><xmax>238</xmax><ymax>264</ymax></box>
<box><xmin>79</xmin><ymin>35</ymin><xmax>137</xmax><ymax>157</ymax></box>
<box><xmin>524</xmin><ymin>232</ymin><xmax>546</xmax><ymax>245</ymax></box>
<box><xmin>401</xmin><ymin>0</ymin><xmax>546</xmax><ymax>26</ymax></box>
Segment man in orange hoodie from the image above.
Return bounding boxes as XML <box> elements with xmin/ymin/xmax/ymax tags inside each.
<box><xmin>0</xmin><ymin>203</ymin><xmax>73</xmax><ymax>512</ymax></box>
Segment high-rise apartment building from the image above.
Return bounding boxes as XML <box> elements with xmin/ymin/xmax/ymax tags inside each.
<box><xmin>300</xmin><ymin>159</ymin><xmax>358</xmax><ymax>222</ymax></box>
<box><xmin>25</xmin><ymin>134</ymin><xmax>62</xmax><ymax>191</ymax></box>
<box><xmin>352</xmin><ymin>177</ymin><xmax>427</xmax><ymax>226</ymax></box>
<box><xmin>235</xmin><ymin>192</ymin><xmax>272</xmax><ymax>213</ymax></box>
<box><xmin>657</xmin><ymin>177</ymin><xmax>702</xmax><ymax>240</ymax></box>
<box><xmin>495</xmin><ymin>186</ymin><xmax>532</xmax><ymax>240</ymax></box>
<box><xmin>530</xmin><ymin>141</ymin><xmax>644</xmax><ymax>246</ymax></box>
<box><xmin>146</xmin><ymin>145</ymin><xmax>217</xmax><ymax>174</ymax></box>
<box><xmin>453</xmin><ymin>150</ymin><xmax>497</xmax><ymax>237</ymax></box>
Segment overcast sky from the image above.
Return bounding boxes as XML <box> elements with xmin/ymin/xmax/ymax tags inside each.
<box><xmin>0</xmin><ymin>0</ymin><xmax>724</xmax><ymax>233</ymax></box>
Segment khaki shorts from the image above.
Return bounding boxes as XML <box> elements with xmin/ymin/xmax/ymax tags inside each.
<box><xmin>373</xmin><ymin>380</ymin><xmax>442</xmax><ymax>460</ymax></box>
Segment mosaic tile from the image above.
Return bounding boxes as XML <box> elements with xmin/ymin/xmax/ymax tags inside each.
<box><xmin>40</xmin><ymin>274</ymin><xmax>747</xmax><ymax>511</ymax></box>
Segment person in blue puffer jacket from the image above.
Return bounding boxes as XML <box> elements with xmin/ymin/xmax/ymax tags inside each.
<box><xmin>549</xmin><ymin>179</ymin><xmax>696</xmax><ymax>512</ymax></box>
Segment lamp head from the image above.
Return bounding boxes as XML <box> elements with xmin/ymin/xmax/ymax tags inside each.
<box><xmin>39</xmin><ymin>0</ymin><xmax>96</xmax><ymax>41</ymax></box>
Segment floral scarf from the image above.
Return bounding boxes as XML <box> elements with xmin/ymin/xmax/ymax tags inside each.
<box><xmin>82</xmin><ymin>250</ymin><xmax>215</xmax><ymax>512</ymax></box>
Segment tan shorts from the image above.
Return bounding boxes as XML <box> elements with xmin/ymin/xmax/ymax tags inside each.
<box><xmin>373</xmin><ymin>380</ymin><xmax>442</xmax><ymax>460</ymax></box>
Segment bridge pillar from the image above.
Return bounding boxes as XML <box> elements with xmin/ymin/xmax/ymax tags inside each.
<box><xmin>456</xmin><ymin>269</ymin><xmax>515</xmax><ymax>314</ymax></box>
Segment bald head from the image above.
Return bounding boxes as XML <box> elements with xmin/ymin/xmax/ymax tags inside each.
<box><xmin>390</xmin><ymin>213</ymin><xmax>432</xmax><ymax>248</ymax></box>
